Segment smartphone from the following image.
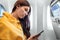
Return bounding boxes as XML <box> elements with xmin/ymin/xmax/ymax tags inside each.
<box><xmin>32</xmin><ymin>30</ymin><xmax>44</xmax><ymax>38</ymax></box>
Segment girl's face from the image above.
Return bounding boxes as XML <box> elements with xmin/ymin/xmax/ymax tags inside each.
<box><xmin>16</xmin><ymin>6</ymin><xmax>30</xmax><ymax>19</ymax></box>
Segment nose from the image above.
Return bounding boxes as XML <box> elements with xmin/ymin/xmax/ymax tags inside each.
<box><xmin>24</xmin><ymin>11</ymin><xmax>28</xmax><ymax>16</ymax></box>
<box><xmin>25</xmin><ymin>12</ymin><xmax>28</xmax><ymax>15</ymax></box>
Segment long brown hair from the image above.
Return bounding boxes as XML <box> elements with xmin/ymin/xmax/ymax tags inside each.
<box><xmin>12</xmin><ymin>0</ymin><xmax>31</xmax><ymax>38</ymax></box>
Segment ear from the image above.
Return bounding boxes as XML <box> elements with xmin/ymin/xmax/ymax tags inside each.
<box><xmin>16</xmin><ymin>5</ymin><xmax>20</xmax><ymax>9</ymax></box>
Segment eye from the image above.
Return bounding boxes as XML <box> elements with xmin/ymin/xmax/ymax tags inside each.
<box><xmin>25</xmin><ymin>8</ymin><xmax>28</xmax><ymax>11</ymax></box>
<box><xmin>25</xmin><ymin>8</ymin><xmax>29</xmax><ymax>13</ymax></box>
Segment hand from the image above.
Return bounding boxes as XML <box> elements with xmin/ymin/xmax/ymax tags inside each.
<box><xmin>27</xmin><ymin>30</ymin><xmax>44</xmax><ymax>40</ymax></box>
<box><xmin>27</xmin><ymin>35</ymin><xmax>38</xmax><ymax>40</ymax></box>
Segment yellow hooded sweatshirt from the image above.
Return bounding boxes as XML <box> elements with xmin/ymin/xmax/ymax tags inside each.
<box><xmin>0</xmin><ymin>12</ymin><xmax>26</xmax><ymax>40</ymax></box>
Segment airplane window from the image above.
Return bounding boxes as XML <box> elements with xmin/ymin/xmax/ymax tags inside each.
<box><xmin>51</xmin><ymin>1</ymin><xmax>60</xmax><ymax>18</ymax></box>
<box><xmin>0</xmin><ymin>4</ymin><xmax>6</xmax><ymax>17</ymax></box>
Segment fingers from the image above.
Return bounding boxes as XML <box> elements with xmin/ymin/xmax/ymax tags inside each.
<box><xmin>27</xmin><ymin>35</ymin><xmax>39</xmax><ymax>40</ymax></box>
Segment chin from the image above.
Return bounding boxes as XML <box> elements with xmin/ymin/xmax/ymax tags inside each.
<box><xmin>20</xmin><ymin>17</ymin><xmax>24</xmax><ymax>19</ymax></box>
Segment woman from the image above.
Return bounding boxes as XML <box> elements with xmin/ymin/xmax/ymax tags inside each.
<box><xmin>0</xmin><ymin>0</ymin><xmax>38</xmax><ymax>40</ymax></box>
<box><xmin>12</xmin><ymin>0</ymin><xmax>38</xmax><ymax>40</ymax></box>
<box><xmin>12</xmin><ymin>0</ymin><xmax>31</xmax><ymax>39</ymax></box>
